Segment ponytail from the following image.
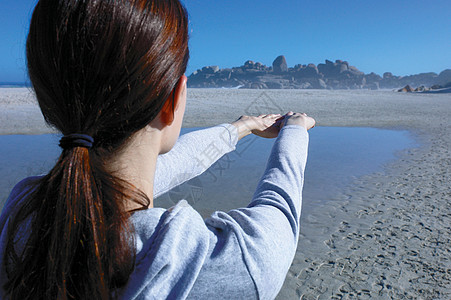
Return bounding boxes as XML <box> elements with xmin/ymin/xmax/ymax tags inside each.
<box><xmin>5</xmin><ymin>147</ymin><xmax>143</xmax><ymax>299</ymax></box>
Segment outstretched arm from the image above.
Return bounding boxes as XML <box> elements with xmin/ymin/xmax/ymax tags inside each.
<box><xmin>153</xmin><ymin>123</ymin><xmax>237</xmax><ymax>198</ymax></box>
<box><xmin>153</xmin><ymin>114</ymin><xmax>283</xmax><ymax>199</ymax></box>
<box><xmin>198</xmin><ymin>113</ymin><xmax>315</xmax><ymax>299</ymax></box>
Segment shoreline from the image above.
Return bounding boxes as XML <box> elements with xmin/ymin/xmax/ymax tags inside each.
<box><xmin>0</xmin><ymin>88</ymin><xmax>449</xmax><ymax>298</ymax></box>
<box><xmin>0</xmin><ymin>88</ymin><xmax>450</xmax><ymax>134</ymax></box>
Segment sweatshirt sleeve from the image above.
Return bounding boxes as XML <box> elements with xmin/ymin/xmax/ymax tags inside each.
<box><xmin>153</xmin><ymin>123</ymin><xmax>238</xmax><ymax>199</ymax></box>
<box><xmin>203</xmin><ymin>125</ymin><xmax>309</xmax><ymax>299</ymax></box>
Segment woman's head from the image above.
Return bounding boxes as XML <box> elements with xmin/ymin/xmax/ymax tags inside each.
<box><xmin>27</xmin><ymin>0</ymin><xmax>189</xmax><ymax>151</ymax></box>
<box><xmin>4</xmin><ymin>1</ymin><xmax>189</xmax><ymax>299</ymax></box>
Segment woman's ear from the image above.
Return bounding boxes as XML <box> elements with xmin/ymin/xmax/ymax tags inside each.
<box><xmin>160</xmin><ymin>75</ymin><xmax>187</xmax><ymax>126</ymax></box>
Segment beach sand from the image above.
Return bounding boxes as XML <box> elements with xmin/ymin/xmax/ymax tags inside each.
<box><xmin>1</xmin><ymin>88</ymin><xmax>450</xmax><ymax>298</ymax></box>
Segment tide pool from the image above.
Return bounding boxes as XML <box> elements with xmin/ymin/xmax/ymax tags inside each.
<box><xmin>0</xmin><ymin>127</ymin><xmax>416</xmax><ymax>214</ymax></box>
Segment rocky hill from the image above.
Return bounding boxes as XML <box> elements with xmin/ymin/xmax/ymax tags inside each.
<box><xmin>187</xmin><ymin>55</ymin><xmax>451</xmax><ymax>90</ymax></box>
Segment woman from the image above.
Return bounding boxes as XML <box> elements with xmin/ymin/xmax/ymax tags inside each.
<box><xmin>0</xmin><ymin>0</ymin><xmax>315</xmax><ymax>299</ymax></box>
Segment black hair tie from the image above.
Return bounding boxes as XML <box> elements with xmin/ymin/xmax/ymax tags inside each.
<box><xmin>59</xmin><ymin>133</ymin><xmax>94</xmax><ymax>149</ymax></box>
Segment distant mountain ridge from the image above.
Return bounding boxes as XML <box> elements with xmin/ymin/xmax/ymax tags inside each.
<box><xmin>187</xmin><ymin>55</ymin><xmax>451</xmax><ymax>90</ymax></box>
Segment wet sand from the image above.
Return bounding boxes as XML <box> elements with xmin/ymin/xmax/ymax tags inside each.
<box><xmin>1</xmin><ymin>88</ymin><xmax>450</xmax><ymax>298</ymax></box>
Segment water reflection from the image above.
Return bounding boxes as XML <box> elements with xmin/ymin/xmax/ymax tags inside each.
<box><xmin>156</xmin><ymin>127</ymin><xmax>416</xmax><ymax>217</ymax></box>
<box><xmin>0</xmin><ymin>127</ymin><xmax>415</xmax><ymax>214</ymax></box>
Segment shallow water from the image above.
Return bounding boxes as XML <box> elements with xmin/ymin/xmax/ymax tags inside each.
<box><xmin>0</xmin><ymin>127</ymin><xmax>416</xmax><ymax>215</ymax></box>
<box><xmin>156</xmin><ymin>127</ymin><xmax>416</xmax><ymax>217</ymax></box>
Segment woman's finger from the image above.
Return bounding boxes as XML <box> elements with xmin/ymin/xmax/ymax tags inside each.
<box><xmin>264</xmin><ymin>114</ymin><xmax>280</xmax><ymax>118</ymax></box>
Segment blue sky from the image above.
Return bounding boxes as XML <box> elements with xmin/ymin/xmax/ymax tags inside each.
<box><xmin>1</xmin><ymin>0</ymin><xmax>450</xmax><ymax>83</ymax></box>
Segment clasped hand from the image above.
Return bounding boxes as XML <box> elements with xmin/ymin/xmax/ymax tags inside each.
<box><xmin>231</xmin><ymin>111</ymin><xmax>316</xmax><ymax>140</ymax></box>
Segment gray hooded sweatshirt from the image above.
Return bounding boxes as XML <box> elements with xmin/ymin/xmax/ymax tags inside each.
<box><xmin>0</xmin><ymin>123</ymin><xmax>309</xmax><ymax>299</ymax></box>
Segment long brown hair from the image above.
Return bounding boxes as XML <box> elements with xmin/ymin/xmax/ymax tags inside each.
<box><xmin>4</xmin><ymin>0</ymin><xmax>189</xmax><ymax>299</ymax></box>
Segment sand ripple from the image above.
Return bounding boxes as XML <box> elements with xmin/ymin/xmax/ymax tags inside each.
<box><xmin>277</xmin><ymin>126</ymin><xmax>450</xmax><ymax>299</ymax></box>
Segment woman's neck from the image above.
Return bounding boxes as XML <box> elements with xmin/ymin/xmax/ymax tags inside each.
<box><xmin>106</xmin><ymin>127</ymin><xmax>163</xmax><ymax>210</ymax></box>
